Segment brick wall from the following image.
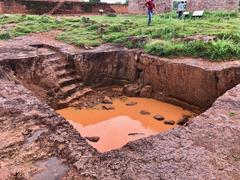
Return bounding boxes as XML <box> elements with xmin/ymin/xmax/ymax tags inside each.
<box><xmin>0</xmin><ymin>0</ymin><xmax>239</xmax><ymax>15</ymax></box>
<box><xmin>0</xmin><ymin>2</ymin><xmax>3</xmax><ymax>13</ymax></box>
<box><xmin>128</xmin><ymin>0</ymin><xmax>172</xmax><ymax>14</ymax></box>
<box><xmin>0</xmin><ymin>0</ymin><xmax>28</xmax><ymax>14</ymax></box>
<box><xmin>91</xmin><ymin>4</ymin><xmax>128</xmax><ymax>14</ymax></box>
<box><xmin>0</xmin><ymin>0</ymin><xmax>128</xmax><ymax>14</ymax></box>
<box><xmin>187</xmin><ymin>0</ymin><xmax>239</xmax><ymax>11</ymax></box>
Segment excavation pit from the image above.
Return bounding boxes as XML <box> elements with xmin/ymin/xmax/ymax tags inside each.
<box><xmin>1</xmin><ymin>37</ymin><xmax>240</xmax><ymax>179</ymax></box>
<box><xmin>57</xmin><ymin>97</ymin><xmax>194</xmax><ymax>152</ymax></box>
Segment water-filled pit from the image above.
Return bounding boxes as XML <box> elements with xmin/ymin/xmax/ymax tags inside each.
<box><xmin>57</xmin><ymin>97</ymin><xmax>194</xmax><ymax>152</ymax></box>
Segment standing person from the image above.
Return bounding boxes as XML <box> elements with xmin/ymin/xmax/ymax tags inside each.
<box><xmin>145</xmin><ymin>0</ymin><xmax>155</xmax><ymax>26</ymax></box>
<box><xmin>177</xmin><ymin>1</ymin><xmax>185</xmax><ymax>19</ymax></box>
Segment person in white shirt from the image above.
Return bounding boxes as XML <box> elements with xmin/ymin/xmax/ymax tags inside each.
<box><xmin>177</xmin><ymin>1</ymin><xmax>185</xmax><ymax>19</ymax></box>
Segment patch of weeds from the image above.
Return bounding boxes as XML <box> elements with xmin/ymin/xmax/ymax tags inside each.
<box><xmin>144</xmin><ymin>40</ymin><xmax>186</xmax><ymax>57</ymax></box>
<box><xmin>0</xmin><ymin>32</ymin><xmax>11</xmax><ymax>40</ymax></box>
<box><xmin>1</xmin><ymin>12</ymin><xmax>240</xmax><ymax>61</ymax></box>
<box><xmin>228</xmin><ymin>112</ymin><xmax>236</xmax><ymax>117</ymax></box>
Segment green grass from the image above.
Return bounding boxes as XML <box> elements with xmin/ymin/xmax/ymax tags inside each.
<box><xmin>0</xmin><ymin>11</ymin><xmax>240</xmax><ymax>61</ymax></box>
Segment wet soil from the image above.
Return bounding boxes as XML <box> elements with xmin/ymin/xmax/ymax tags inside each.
<box><xmin>57</xmin><ymin>97</ymin><xmax>193</xmax><ymax>152</ymax></box>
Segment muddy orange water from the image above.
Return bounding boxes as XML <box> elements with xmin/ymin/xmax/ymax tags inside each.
<box><xmin>57</xmin><ymin>97</ymin><xmax>193</xmax><ymax>152</ymax></box>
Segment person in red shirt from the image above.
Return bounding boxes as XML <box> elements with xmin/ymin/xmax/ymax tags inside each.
<box><xmin>145</xmin><ymin>0</ymin><xmax>156</xmax><ymax>26</ymax></box>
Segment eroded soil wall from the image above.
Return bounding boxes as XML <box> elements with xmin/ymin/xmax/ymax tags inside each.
<box><xmin>1</xmin><ymin>44</ymin><xmax>240</xmax><ymax>111</ymax></box>
<box><xmin>72</xmin><ymin>50</ymin><xmax>240</xmax><ymax>111</ymax></box>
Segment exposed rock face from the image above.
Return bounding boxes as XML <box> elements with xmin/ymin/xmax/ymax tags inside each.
<box><xmin>0</xmin><ymin>80</ymin><xmax>97</xmax><ymax>179</ymax></box>
<box><xmin>73</xmin><ymin>50</ymin><xmax>138</xmax><ymax>87</ymax></box>
<box><xmin>102</xmin><ymin>96</ymin><xmax>113</xmax><ymax>104</ymax></box>
<box><xmin>140</xmin><ymin>85</ymin><xmax>153</xmax><ymax>98</ymax></box>
<box><xmin>1</xmin><ymin>78</ymin><xmax>240</xmax><ymax>179</ymax></box>
<box><xmin>123</xmin><ymin>84</ymin><xmax>141</xmax><ymax>97</ymax></box>
<box><xmin>137</xmin><ymin>54</ymin><xmax>240</xmax><ymax>111</ymax></box>
<box><xmin>71</xmin><ymin>47</ymin><xmax>240</xmax><ymax>112</ymax></box>
<box><xmin>2</xmin><ymin>38</ymin><xmax>240</xmax><ymax>112</ymax></box>
<box><xmin>177</xmin><ymin>115</ymin><xmax>190</xmax><ymax>125</ymax></box>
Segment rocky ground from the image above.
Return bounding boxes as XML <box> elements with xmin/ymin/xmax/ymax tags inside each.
<box><xmin>0</xmin><ymin>33</ymin><xmax>240</xmax><ymax>179</ymax></box>
<box><xmin>1</xmin><ymin>75</ymin><xmax>240</xmax><ymax>179</ymax></box>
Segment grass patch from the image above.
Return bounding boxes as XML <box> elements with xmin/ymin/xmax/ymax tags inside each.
<box><xmin>0</xmin><ymin>11</ymin><xmax>240</xmax><ymax>61</ymax></box>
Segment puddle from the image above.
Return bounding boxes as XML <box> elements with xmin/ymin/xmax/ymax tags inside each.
<box><xmin>27</xmin><ymin>129</ymin><xmax>48</xmax><ymax>144</ymax></box>
<box><xmin>23</xmin><ymin>129</ymin><xmax>48</xmax><ymax>148</ymax></box>
<box><xmin>57</xmin><ymin>97</ymin><xmax>193</xmax><ymax>152</ymax></box>
<box><xmin>33</xmin><ymin>157</ymin><xmax>68</xmax><ymax>180</ymax></box>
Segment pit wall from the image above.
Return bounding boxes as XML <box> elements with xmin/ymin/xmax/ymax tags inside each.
<box><xmin>0</xmin><ymin>0</ymin><xmax>128</xmax><ymax>14</ymax></box>
<box><xmin>73</xmin><ymin>50</ymin><xmax>240</xmax><ymax>112</ymax></box>
<box><xmin>0</xmin><ymin>54</ymin><xmax>64</xmax><ymax>107</ymax></box>
<box><xmin>1</xmin><ymin>46</ymin><xmax>240</xmax><ymax>112</ymax></box>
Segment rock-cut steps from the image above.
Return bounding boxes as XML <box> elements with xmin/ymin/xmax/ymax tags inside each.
<box><xmin>46</xmin><ymin>54</ymin><xmax>94</xmax><ymax>109</ymax></box>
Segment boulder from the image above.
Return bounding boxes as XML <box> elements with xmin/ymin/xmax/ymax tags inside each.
<box><xmin>153</xmin><ymin>115</ymin><xmax>164</xmax><ymax>121</ymax></box>
<box><xmin>140</xmin><ymin>85</ymin><xmax>153</xmax><ymax>98</ymax></box>
<box><xmin>177</xmin><ymin>115</ymin><xmax>190</xmax><ymax>126</ymax></box>
<box><xmin>164</xmin><ymin>120</ymin><xmax>175</xmax><ymax>125</ymax></box>
<box><xmin>102</xmin><ymin>96</ymin><xmax>113</xmax><ymax>104</ymax></box>
<box><xmin>102</xmin><ymin>105</ymin><xmax>115</xmax><ymax>110</ymax></box>
<box><xmin>85</xmin><ymin>136</ymin><xmax>100</xmax><ymax>142</ymax></box>
<box><xmin>126</xmin><ymin>102</ymin><xmax>138</xmax><ymax>106</ymax></box>
<box><xmin>128</xmin><ymin>133</ymin><xmax>145</xmax><ymax>136</ymax></box>
<box><xmin>123</xmin><ymin>84</ymin><xmax>141</xmax><ymax>97</ymax></box>
<box><xmin>140</xmin><ymin>110</ymin><xmax>151</xmax><ymax>115</ymax></box>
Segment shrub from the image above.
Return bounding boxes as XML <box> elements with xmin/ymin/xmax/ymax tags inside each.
<box><xmin>0</xmin><ymin>32</ymin><xmax>11</xmax><ymax>40</ymax></box>
<box><xmin>144</xmin><ymin>40</ymin><xmax>186</xmax><ymax>57</ymax></box>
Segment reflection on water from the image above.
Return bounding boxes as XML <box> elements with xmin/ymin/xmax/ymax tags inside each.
<box><xmin>57</xmin><ymin>97</ymin><xmax>193</xmax><ymax>152</ymax></box>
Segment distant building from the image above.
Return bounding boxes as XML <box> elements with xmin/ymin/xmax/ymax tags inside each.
<box><xmin>128</xmin><ymin>0</ymin><xmax>239</xmax><ymax>14</ymax></box>
<box><xmin>128</xmin><ymin>0</ymin><xmax>172</xmax><ymax>14</ymax></box>
<box><xmin>187</xmin><ymin>0</ymin><xmax>239</xmax><ymax>11</ymax></box>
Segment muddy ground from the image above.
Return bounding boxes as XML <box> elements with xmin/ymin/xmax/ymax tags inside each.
<box><xmin>0</xmin><ymin>33</ymin><xmax>240</xmax><ymax>179</ymax></box>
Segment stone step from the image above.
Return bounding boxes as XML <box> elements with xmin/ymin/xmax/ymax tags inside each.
<box><xmin>58</xmin><ymin>76</ymin><xmax>81</xmax><ymax>87</ymax></box>
<box><xmin>47</xmin><ymin>56</ymin><xmax>63</xmax><ymax>64</ymax></box>
<box><xmin>56</xmin><ymin>69</ymin><xmax>76</xmax><ymax>79</ymax></box>
<box><xmin>61</xmin><ymin>84</ymin><xmax>79</xmax><ymax>96</ymax></box>
<box><xmin>58</xmin><ymin>87</ymin><xmax>94</xmax><ymax>108</ymax></box>
<box><xmin>53</xmin><ymin>63</ymin><xmax>71</xmax><ymax>71</ymax></box>
<box><xmin>40</xmin><ymin>52</ymin><xmax>58</xmax><ymax>59</ymax></box>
